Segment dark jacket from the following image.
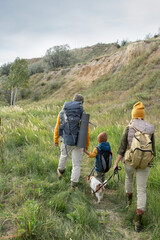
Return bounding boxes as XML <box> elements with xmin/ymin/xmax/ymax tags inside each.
<box><xmin>118</xmin><ymin>119</ymin><xmax>156</xmax><ymax>161</ymax></box>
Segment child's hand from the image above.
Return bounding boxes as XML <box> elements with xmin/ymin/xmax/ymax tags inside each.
<box><xmin>83</xmin><ymin>148</ymin><xmax>89</xmax><ymax>155</ymax></box>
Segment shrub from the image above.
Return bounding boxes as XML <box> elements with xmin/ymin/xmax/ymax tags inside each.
<box><xmin>44</xmin><ymin>44</ymin><xmax>71</xmax><ymax>70</ymax></box>
<box><xmin>121</xmin><ymin>39</ymin><xmax>128</xmax><ymax>47</ymax></box>
<box><xmin>20</xmin><ymin>88</ymin><xmax>31</xmax><ymax>99</ymax></box>
<box><xmin>41</xmin><ymin>81</ymin><xmax>46</xmax><ymax>86</ymax></box>
<box><xmin>46</xmin><ymin>74</ymin><xmax>52</xmax><ymax>81</ymax></box>
<box><xmin>29</xmin><ymin>61</ymin><xmax>45</xmax><ymax>75</ymax></box>
<box><xmin>49</xmin><ymin>82</ymin><xmax>60</xmax><ymax>90</ymax></box>
<box><xmin>32</xmin><ymin>92</ymin><xmax>41</xmax><ymax>101</ymax></box>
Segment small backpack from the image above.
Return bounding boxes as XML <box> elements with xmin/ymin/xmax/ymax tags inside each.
<box><xmin>124</xmin><ymin>125</ymin><xmax>154</xmax><ymax>169</ymax></box>
<box><xmin>96</xmin><ymin>147</ymin><xmax>112</xmax><ymax>173</ymax></box>
<box><xmin>58</xmin><ymin>101</ymin><xmax>83</xmax><ymax>146</ymax></box>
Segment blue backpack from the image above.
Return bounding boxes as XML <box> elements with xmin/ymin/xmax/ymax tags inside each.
<box><xmin>96</xmin><ymin>147</ymin><xmax>112</xmax><ymax>173</ymax></box>
<box><xmin>58</xmin><ymin>101</ymin><xmax>83</xmax><ymax>146</ymax></box>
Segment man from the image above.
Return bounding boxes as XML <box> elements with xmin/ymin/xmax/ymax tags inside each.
<box><xmin>54</xmin><ymin>93</ymin><xmax>90</xmax><ymax>189</ymax></box>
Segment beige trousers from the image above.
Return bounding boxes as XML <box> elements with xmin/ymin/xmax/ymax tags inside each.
<box><xmin>124</xmin><ymin>163</ymin><xmax>150</xmax><ymax>211</ymax></box>
<box><xmin>58</xmin><ymin>142</ymin><xmax>83</xmax><ymax>183</ymax></box>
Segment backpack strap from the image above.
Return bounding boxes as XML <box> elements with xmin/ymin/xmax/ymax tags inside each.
<box><xmin>130</xmin><ymin>124</ymin><xmax>141</xmax><ymax>133</ymax></box>
<box><xmin>97</xmin><ymin>146</ymin><xmax>102</xmax><ymax>160</ymax></box>
<box><xmin>97</xmin><ymin>146</ymin><xmax>101</xmax><ymax>151</ymax></box>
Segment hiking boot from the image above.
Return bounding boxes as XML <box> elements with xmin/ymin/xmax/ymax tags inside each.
<box><xmin>134</xmin><ymin>214</ymin><xmax>143</xmax><ymax>232</ymax></box>
<box><xmin>71</xmin><ymin>186</ymin><xmax>78</xmax><ymax>191</ymax></box>
<box><xmin>71</xmin><ymin>181</ymin><xmax>78</xmax><ymax>191</ymax></box>
<box><xmin>57</xmin><ymin>168</ymin><xmax>65</xmax><ymax>180</ymax></box>
<box><xmin>126</xmin><ymin>193</ymin><xmax>133</xmax><ymax>208</ymax></box>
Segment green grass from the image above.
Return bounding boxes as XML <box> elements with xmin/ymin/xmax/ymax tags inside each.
<box><xmin>0</xmin><ymin>99</ymin><xmax>160</xmax><ymax>239</ymax></box>
<box><xmin>0</xmin><ymin>39</ymin><xmax>160</xmax><ymax>239</ymax></box>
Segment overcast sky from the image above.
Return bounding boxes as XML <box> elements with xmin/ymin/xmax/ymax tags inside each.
<box><xmin>0</xmin><ymin>0</ymin><xmax>160</xmax><ymax>66</ymax></box>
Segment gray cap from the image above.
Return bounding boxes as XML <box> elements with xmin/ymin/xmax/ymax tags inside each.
<box><xmin>73</xmin><ymin>94</ymin><xmax>84</xmax><ymax>103</ymax></box>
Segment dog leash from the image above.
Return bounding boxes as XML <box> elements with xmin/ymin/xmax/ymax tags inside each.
<box><xmin>88</xmin><ymin>167</ymin><xmax>95</xmax><ymax>179</ymax></box>
<box><xmin>92</xmin><ymin>166</ymin><xmax>122</xmax><ymax>194</ymax></box>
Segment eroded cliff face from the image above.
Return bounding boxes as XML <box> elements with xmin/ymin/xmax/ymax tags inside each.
<box><xmin>28</xmin><ymin>39</ymin><xmax>160</xmax><ymax>100</ymax></box>
<box><xmin>60</xmin><ymin>40</ymin><xmax>159</xmax><ymax>87</ymax></box>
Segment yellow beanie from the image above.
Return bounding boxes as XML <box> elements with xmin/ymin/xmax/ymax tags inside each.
<box><xmin>132</xmin><ymin>101</ymin><xmax>145</xmax><ymax>119</ymax></box>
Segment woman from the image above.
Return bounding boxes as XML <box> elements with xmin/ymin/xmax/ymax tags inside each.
<box><xmin>113</xmin><ymin>101</ymin><xmax>156</xmax><ymax>232</ymax></box>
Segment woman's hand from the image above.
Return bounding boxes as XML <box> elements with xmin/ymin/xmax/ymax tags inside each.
<box><xmin>83</xmin><ymin>148</ymin><xmax>89</xmax><ymax>155</ymax></box>
<box><xmin>113</xmin><ymin>162</ymin><xmax>118</xmax><ymax>171</ymax></box>
<box><xmin>113</xmin><ymin>154</ymin><xmax>123</xmax><ymax>171</ymax></box>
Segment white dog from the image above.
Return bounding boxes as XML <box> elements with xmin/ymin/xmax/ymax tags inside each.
<box><xmin>88</xmin><ymin>176</ymin><xmax>104</xmax><ymax>203</ymax></box>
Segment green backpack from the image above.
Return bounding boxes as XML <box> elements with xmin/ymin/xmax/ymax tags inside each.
<box><xmin>124</xmin><ymin>125</ymin><xmax>154</xmax><ymax>169</ymax></box>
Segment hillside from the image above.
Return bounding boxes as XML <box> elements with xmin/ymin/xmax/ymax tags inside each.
<box><xmin>26</xmin><ymin>39</ymin><xmax>160</xmax><ymax>106</ymax></box>
<box><xmin>1</xmin><ymin>38</ymin><xmax>160</xmax><ymax>152</ymax></box>
<box><xmin>0</xmin><ymin>38</ymin><xmax>160</xmax><ymax>239</ymax></box>
<box><xmin>1</xmin><ymin>38</ymin><xmax>160</xmax><ymax>110</ymax></box>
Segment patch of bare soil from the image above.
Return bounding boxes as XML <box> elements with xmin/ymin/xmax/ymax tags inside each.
<box><xmin>0</xmin><ymin>219</ymin><xmax>18</xmax><ymax>239</ymax></box>
<box><xmin>89</xmin><ymin>188</ymin><xmax>152</xmax><ymax>240</ymax></box>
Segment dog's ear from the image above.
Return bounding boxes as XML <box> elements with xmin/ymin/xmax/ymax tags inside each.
<box><xmin>87</xmin><ymin>176</ymin><xmax>90</xmax><ymax>181</ymax></box>
<box><xmin>96</xmin><ymin>184</ymin><xmax>101</xmax><ymax>192</ymax></box>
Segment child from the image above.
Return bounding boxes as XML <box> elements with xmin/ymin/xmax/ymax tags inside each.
<box><xmin>84</xmin><ymin>132</ymin><xmax>112</xmax><ymax>183</ymax></box>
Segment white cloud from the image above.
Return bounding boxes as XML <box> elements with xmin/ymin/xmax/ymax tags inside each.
<box><xmin>0</xmin><ymin>0</ymin><xmax>160</xmax><ymax>66</ymax></box>
<box><xmin>124</xmin><ymin>0</ymin><xmax>160</xmax><ymax>22</ymax></box>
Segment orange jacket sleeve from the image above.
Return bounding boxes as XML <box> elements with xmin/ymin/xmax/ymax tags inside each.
<box><xmin>54</xmin><ymin>113</ymin><xmax>60</xmax><ymax>144</ymax></box>
<box><xmin>88</xmin><ymin>147</ymin><xmax>97</xmax><ymax>158</ymax></box>
<box><xmin>86</xmin><ymin>126</ymin><xmax>90</xmax><ymax>149</ymax></box>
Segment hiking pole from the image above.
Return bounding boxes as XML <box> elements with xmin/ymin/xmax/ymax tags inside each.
<box><xmin>93</xmin><ymin>166</ymin><xmax>122</xmax><ymax>194</ymax></box>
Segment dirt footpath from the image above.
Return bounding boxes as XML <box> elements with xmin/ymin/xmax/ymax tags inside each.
<box><xmin>91</xmin><ymin>188</ymin><xmax>152</xmax><ymax>240</ymax></box>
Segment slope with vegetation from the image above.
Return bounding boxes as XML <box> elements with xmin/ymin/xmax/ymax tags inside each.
<box><xmin>0</xmin><ymin>37</ymin><xmax>160</xmax><ymax>239</ymax></box>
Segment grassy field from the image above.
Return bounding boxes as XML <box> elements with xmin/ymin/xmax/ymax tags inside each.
<box><xmin>0</xmin><ymin>39</ymin><xmax>160</xmax><ymax>239</ymax></box>
<box><xmin>0</xmin><ymin>96</ymin><xmax>160</xmax><ymax>240</ymax></box>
